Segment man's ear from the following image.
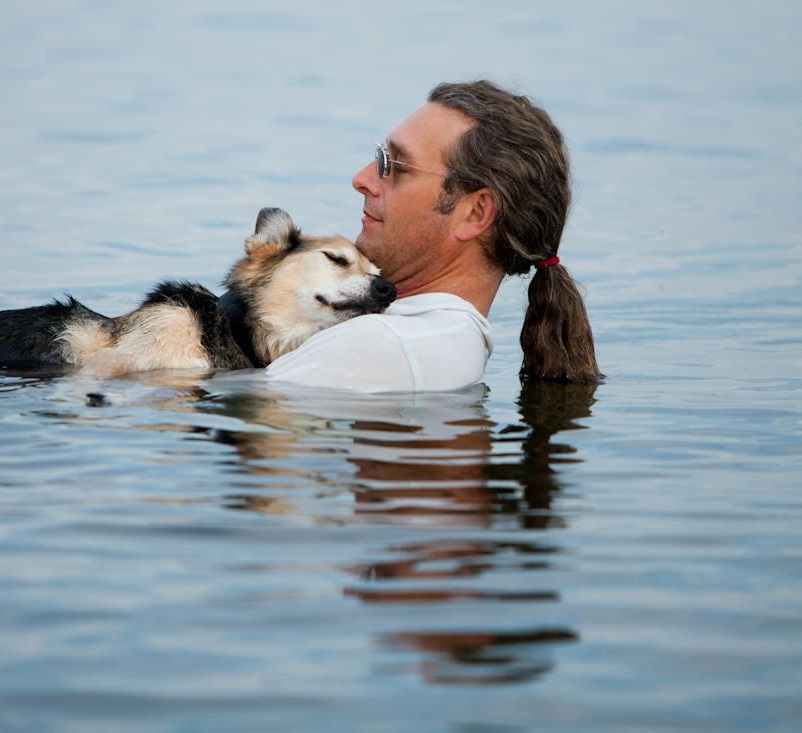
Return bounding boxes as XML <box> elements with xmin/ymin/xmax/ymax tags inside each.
<box><xmin>452</xmin><ymin>188</ymin><xmax>496</xmax><ymax>242</ymax></box>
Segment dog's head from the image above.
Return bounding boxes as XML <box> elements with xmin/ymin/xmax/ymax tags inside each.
<box><xmin>226</xmin><ymin>207</ymin><xmax>396</xmax><ymax>364</ymax></box>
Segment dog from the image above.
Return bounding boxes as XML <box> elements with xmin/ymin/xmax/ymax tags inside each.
<box><xmin>0</xmin><ymin>207</ymin><xmax>396</xmax><ymax>377</ymax></box>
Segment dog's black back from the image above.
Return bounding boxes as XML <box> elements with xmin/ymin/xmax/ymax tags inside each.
<box><xmin>0</xmin><ymin>297</ymin><xmax>107</xmax><ymax>368</ymax></box>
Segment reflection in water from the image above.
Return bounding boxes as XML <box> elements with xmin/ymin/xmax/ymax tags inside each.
<box><xmin>348</xmin><ymin>412</ymin><xmax>500</xmax><ymax>526</ymax></box>
<box><xmin>7</xmin><ymin>371</ymin><xmax>597</xmax><ymax>687</ymax></box>
<box><xmin>345</xmin><ymin>380</ymin><xmax>597</xmax><ymax>529</ymax></box>
<box><xmin>201</xmin><ymin>376</ymin><xmax>596</xmax><ymax>686</ymax></box>
<box><xmin>381</xmin><ymin>627</ymin><xmax>579</xmax><ymax>685</ymax></box>
<box><xmin>345</xmin><ymin>538</ymin><xmax>559</xmax><ymax>603</ymax></box>
<box><xmin>344</xmin><ymin>382</ymin><xmax>594</xmax><ymax>684</ymax></box>
<box><xmin>494</xmin><ymin>380</ymin><xmax>598</xmax><ymax>529</ymax></box>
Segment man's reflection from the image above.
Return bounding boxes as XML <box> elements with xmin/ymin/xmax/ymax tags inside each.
<box><xmin>202</xmin><ymin>376</ymin><xmax>596</xmax><ymax>686</ymax></box>
<box><xmin>347</xmin><ymin>380</ymin><xmax>596</xmax><ymax>529</ymax></box>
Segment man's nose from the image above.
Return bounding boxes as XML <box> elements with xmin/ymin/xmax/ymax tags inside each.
<box><xmin>352</xmin><ymin>160</ymin><xmax>380</xmax><ymax>196</ymax></box>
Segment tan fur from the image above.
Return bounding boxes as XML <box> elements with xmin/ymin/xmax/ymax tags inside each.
<box><xmin>80</xmin><ymin>306</ymin><xmax>210</xmax><ymax>377</ymax></box>
<box><xmin>57</xmin><ymin>320</ymin><xmax>113</xmax><ymax>363</ymax></box>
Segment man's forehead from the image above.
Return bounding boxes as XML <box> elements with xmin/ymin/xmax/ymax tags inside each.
<box><xmin>387</xmin><ymin>102</ymin><xmax>473</xmax><ymax>161</ymax></box>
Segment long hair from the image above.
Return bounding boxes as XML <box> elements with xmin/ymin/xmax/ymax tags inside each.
<box><xmin>428</xmin><ymin>80</ymin><xmax>602</xmax><ymax>384</ymax></box>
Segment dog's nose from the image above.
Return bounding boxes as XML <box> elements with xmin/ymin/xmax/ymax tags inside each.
<box><xmin>372</xmin><ymin>278</ymin><xmax>396</xmax><ymax>307</ymax></box>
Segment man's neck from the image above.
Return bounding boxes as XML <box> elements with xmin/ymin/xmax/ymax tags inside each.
<box><xmin>395</xmin><ymin>265</ymin><xmax>503</xmax><ymax>318</ymax></box>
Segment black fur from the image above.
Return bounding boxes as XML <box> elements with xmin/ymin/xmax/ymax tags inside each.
<box><xmin>217</xmin><ymin>290</ymin><xmax>260</xmax><ymax>368</ymax></box>
<box><xmin>0</xmin><ymin>297</ymin><xmax>109</xmax><ymax>367</ymax></box>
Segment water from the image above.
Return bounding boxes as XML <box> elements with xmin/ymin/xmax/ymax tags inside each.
<box><xmin>1</xmin><ymin>2</ymin><xmax>801</xmax><ymax>731</ymax></box>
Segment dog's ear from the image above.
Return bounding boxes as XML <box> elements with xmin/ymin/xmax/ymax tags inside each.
<box><xmin>245</xmin><ymin>208</ymin><xmax>301</xmax><ymax>254</ymax></box>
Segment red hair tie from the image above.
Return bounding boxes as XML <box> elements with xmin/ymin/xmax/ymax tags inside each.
<box><xmin>535</xmin><ymin>255</ymin><xmax>560</xmax><ymax>269</ymax></box>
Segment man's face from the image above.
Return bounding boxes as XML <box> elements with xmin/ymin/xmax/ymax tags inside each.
<box><xmin>352</xmin><ymin>102</ymin><xmax>474</xmax><ymax>293</ymax></box>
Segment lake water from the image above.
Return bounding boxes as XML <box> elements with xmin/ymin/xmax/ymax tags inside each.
<box><xmin>1</xmin><ymin>2</ymin><xmax>801</xmax><ymax>731</ymax></box>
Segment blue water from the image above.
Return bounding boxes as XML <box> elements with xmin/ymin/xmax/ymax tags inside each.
<box><xmin>1</xmin><ymin>2</ymin><xmax>801</xmax><ymax>731</ymax></box>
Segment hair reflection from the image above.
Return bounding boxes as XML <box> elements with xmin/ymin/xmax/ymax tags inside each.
<box><xmin>496</xmin><ymin>379</ymin><xmax>598</xmax><ymax>529</ymax></box>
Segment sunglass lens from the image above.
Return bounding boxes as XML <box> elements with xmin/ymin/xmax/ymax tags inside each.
<box><xmin>375</xmin><ymin>144</ymin><xmax>389</xmax><ymax>178</ymax></box>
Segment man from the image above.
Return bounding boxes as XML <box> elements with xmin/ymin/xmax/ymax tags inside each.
<box><xmin>265</xmin><ymin>80</ymin><xmax>601</xmax><ymax>391</ymax></box>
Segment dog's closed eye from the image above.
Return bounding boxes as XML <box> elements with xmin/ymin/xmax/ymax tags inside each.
<box><xmin>322</xmin><ymin>251</ymin><xmax>350</xmax><ymax>268</ymax></box>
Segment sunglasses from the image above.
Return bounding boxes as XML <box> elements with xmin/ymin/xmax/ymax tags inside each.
<box><xmin>374</xmin><ymin>142</ymin><xmax>449</xmax><ymax>179</ymax></box>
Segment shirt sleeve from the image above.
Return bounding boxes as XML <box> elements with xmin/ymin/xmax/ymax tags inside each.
<box><xmin>264</xmin><ymin>314</ymin><xmax>415</xmax><ymax>392</ymax></box>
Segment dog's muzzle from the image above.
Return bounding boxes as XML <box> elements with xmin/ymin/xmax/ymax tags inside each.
<box><xmin>316</xmin><ymin>278</ymin><xmax>397</xmax><ymax>314</ymax></box>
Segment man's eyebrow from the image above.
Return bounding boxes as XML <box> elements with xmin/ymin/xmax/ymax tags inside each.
<box><xmin>386</xmin><ymin>137</ymin><xmax>413</xmax><ymax>162</ymax></box>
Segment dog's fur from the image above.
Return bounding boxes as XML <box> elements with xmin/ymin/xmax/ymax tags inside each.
<box><xmin>0</xmin><ymin>208</ymin><xmax>396</xmax><ymax>377</ymax></box>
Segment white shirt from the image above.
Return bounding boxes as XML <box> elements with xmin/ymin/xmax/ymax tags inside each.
<box><xmin>264</xmin><ymin>293</ymin><xmax>492</xmax><ymax>393</ymax></box>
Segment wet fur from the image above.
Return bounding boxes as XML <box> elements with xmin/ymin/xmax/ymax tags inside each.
<box><xmin>0</xmin><ymin>208</ymin><xmax>395</xmax><ymax>377</ymax></box>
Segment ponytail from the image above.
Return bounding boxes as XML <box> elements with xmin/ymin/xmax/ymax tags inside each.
<box><xmin>519</xmin><ymin>265</ymin><xmax>602</xmax><ymax>384</ymax></box>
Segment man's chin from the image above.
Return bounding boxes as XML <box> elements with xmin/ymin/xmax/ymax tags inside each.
<box><xmin>354</xmin><ymin>231</ymin><xmax>374</xmax><ymax>257</ymax></box>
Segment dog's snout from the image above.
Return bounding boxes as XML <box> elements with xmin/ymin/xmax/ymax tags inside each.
<box><xmin>372</xmin><ymin>278</ymin><xmax>396</xmax><ymax>307</ymax></box>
